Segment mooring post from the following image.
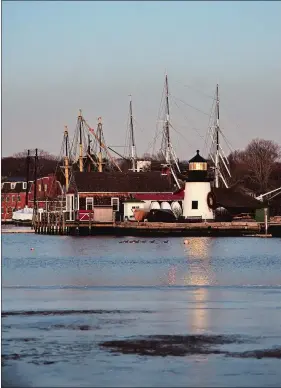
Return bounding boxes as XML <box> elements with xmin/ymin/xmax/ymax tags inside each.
<box><xmin>62</xmin><ymin>212</ymin><xmax>65</xmax><ymax>235</ymax></box>
<box><xmin>264</xmin><ymin>207</ymin><xmax>268</xmax><ymax>235</ymax></box>
<box><xmin>89</xmin><ymin>212</ymin><xmax>92</xmax><ymax>235</ymax></box>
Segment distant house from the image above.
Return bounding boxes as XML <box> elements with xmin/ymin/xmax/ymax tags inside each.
<box><xmin>1</xmin><ymin>174</ymin><xmax>63</xmax><ymax>222</ymax></box>
<box><xmin>28</xmin><ymin>174</ymin><xmax>63</xmax><ymax>209</ymax></box>
<box><xmin>66</xmin><ymin>171</ymin><xmax>180</xmax><ymax>222</ymax></box>
<box><xmin>1</xmin><ymin>178</ymin><xmax>32</xmax><ymax>222</ymax></box>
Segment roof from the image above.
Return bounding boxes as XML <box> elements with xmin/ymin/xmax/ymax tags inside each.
<box><xmin>134</xmin><ymin>193</ymin><xmax>184</xmax><ymax>201</ymax></box>
<box><xmin>70</xmin><ymin>171</ymin><xmax>176</xmax><ymax>193</ymax></box>
<box><xmin>212</xmin><ymin>187</ymin><xmax>264</xmax><ymax>209</ymax></box>
<box><xmin>189</xmin><ymin>150</ymin><xmax>207</xmax><ymax>163</ymax></box>
<box><xmin>123</xmin><ymin>199</ymin><xmax>145</xmax><ymax>203</ymax></box>
<box><xmin>1</xmin><ymin>176</ymin><xmax>26</xmax><ymax>183</ymax></box>
<box><xmin>1</xmin><ymin>181</ymin><xmax>32</xmax><ymax>194</ymax></box>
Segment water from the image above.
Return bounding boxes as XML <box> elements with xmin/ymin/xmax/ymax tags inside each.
<box><xmin>2</xmin><ymin>234</ymin><xmax>281</xmax><ymax>387</ymax></box>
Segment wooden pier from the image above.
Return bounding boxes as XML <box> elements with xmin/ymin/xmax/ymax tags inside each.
<box><xmin>33</xmin><ymin>216</ymin><xmax>265</xmax><ymax>237</ymax></box>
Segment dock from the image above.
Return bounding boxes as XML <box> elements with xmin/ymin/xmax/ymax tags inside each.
<box><xmin>1</xmin><ymin>228</ymin><xmax>34</xmax><ymax>234</ymax></box>
<box><xmin>33</xmin><ymin>219</ymin><xmax>266</xmax><ymax>237</ymax></box>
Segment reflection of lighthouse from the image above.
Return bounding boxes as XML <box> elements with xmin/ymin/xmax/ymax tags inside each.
<box><xmin>183</xmin><ymin>150</ymin><xmax>214</xmax><ymax>221</ymax></box>
<box><xmin>183</xmin><ymin>238</ymin><xmax>213</xmax><ymax>334</ymax></box>
<box><xmin>168</xmin><ymin>266</ymin><xmax>176</xmax><ymax>285</ymax></box>
<box><xmin>183</xmin><ymin>237</ymin><xmax>216</xmax><ymax>286</ymax></box>
<box><xmin>189</xmin><ymin>287</ymin><xmax>210</xmax><ymax>333</ymax></box>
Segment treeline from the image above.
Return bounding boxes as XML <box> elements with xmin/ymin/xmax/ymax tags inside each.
<box><xmin>2</xmin><ymin>139</ymin><xmax>281</xmax><ymax>196</ymax></box>
<box><xmin>226</xmin><ymin>139</ymin><xmax>281</xmax><ymax>195</ymax></box>
<box><xmin>1</xmin><ymin>150</ymin><xmax>59</xmax><ymax>181</ymax></box>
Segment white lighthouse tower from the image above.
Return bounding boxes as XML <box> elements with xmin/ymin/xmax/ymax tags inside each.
<box><xmin>183</xmin><ymin>150</ymin><xmax>214</xmax><ymax>221</ymax></box>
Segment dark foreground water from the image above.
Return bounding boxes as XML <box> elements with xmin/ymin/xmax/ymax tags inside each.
<box><xmin>2</xmin><ymin>234</ymin><xmax>281</xmax><ymax>387</ymax></box>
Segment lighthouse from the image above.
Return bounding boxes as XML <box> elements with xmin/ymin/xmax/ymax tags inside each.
<box><xmin>183</xmin><ymin>150</ymin><xmax>214</xmax><ymax>221</ymax></box>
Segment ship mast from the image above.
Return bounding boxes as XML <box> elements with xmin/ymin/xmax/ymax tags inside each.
<box><xmin>64</xmin><ymin>126</ymin><xmax>70</xmax><ymax>190</ymax></box>
<box><xmin>97</xmin><ymin>117</ymin><xmax>103</xmax><ymax>172</ymax></box>
<box><xmin>87</xmin><ymin>134</ymin><xmax>92</xmax><ymax>172</ymax></box>
<box><xmin>164</xmin><ymin>73</ymin><xmax>171</xmax><ymax>165</ymax></box>
<box><xmin>129</xmin><ymin>95</ymin><xmax>137</xmax><ymax>172</ymax></box>
<box><xmin>214</xmin><ymin>84</ymin><xmax>220</xmax><ymax>188</ymax></box>
<box><xmin>208</xmin><ymin>83</ymin><xmax>231</xmax><ymax>188</ymax></box>
<box><xmin>78</xmin><ymin>109</ymin><xmax>83</xmax><ymax>172</ymax></box>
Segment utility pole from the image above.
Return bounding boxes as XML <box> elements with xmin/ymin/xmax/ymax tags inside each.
<box><xmin>129</xmin><ymin>95</ymin><xmax>136</xmax><ymax>172</ymax></box>
<box><xmin>33</xmin><ymin>148</ymin><xmax>38</xmax><ymax>212</ymax></box>
<box><xmin>25</xmin><ymin>150</ymin><xmax>30</xmax><ymax>207</ymax></box>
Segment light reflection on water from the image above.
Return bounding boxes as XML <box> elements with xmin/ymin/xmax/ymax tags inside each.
<box><xmin>2</xmin><ymin>234</ymin><xmax>281</xmax><ymax>387</ymax></box>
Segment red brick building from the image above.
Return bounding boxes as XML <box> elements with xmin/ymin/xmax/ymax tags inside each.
<box><xmin>1</xmin><ymin>174</ymin><xmax>63</xmax><ymax>222</ymax></box>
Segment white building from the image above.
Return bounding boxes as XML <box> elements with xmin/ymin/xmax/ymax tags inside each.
<box><xmin>183</xmin><ymin>150</ymin><xmax>214</xmax><ymax>221</ymax></box>
<box><xmin>123</xmin><ymin>199</ymin><xmax>145</xmax><ymax>221</ymax></box>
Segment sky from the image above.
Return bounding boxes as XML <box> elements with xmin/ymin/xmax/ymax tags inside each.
<box><xmin>2</xmin><ymin>1</ymin><xmax>281</xmax><ymax>160</ymax></box>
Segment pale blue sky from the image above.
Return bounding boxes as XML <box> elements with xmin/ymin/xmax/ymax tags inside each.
<box><xmin>2</xmin><ymin>1</ymin><xmax>281</xmax><ymax>159</ymax></box>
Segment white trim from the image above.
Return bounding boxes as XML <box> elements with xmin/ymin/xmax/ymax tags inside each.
<box><xmin>111</xmin><ymin>197</ymin><xmax>120</xmax><ymax>211</ymax></box>
<box><xmin>86</xmin><ymin>197</ymin><xmax>94</xmax><ymax>210</ymax></box>
<box><xmin>77</xmin><ymin>191</ymin><xmax>173</xmax><ymax>194</ymax></box>
<box><xmin>11</xmin><ymin>183</ymin><xmax>16</xmax><ymax>189</ymax></box>
<box><xmin>22</xmin><ymin>182</ymin><xmax>27</xmax><ymax>190</ymax></box>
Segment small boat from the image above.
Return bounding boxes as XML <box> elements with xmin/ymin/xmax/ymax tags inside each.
<box><xmin>134</xmin><ymin>209</ymin><xmax>149</xmax><ymax>222</ymax></box>
<box><xmin>12</xmin><ymin>206</ymin><xmax>34</xmax><ymax>226</ymax></box>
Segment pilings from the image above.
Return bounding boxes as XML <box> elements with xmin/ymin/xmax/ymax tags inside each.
<box><xmin>34</xmin><ymin>212</ymin><xmax>71</xmax><ymax>235</ymax></box>
<box><xmin>33</xmin><ymin>215</ymin><xmax>268</xmax><ymax>237</ymax></box>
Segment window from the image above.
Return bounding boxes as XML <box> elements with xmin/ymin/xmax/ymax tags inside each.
<box><xmin>44</xmin><ymin>184</ymin><xmax>48</xmax><ymax>192</ymax></box>
<box><xmin>6</xmin><ymin>196</ymin><xmax>9</xmax><ymax>202</ymax></box>
<box><xmin>22</xmin><ymin>182</ymin><xmax>27</xmax><ymax>190</ymax></box>
<box><xmin>192</xmin><ymin>201</ymin><xmax>198</xmax><ymax>210</ymax></box>
<box><xmin>11</xmin><ymin>183</ymin><xmax>16</xmax><ymax>189</ymax></box>
<box><xmin>18</xmin><ymin>195</ymin><xmax>21</xmax><ymax>201</ymax></box>
<box><xmin>111</xmin><ymin>197</ymin><xmax>119</xmax><ymax>212</ymax></box>
<box><xmin>38</xmin><ymin>184</ymin><xmax>42</xmax><ymax>191</ymax></box>
<box><xmin>1</xmin><ymin>207</ymin><xmax>4</xmax><ymax>214</ymax></box>
<box><xmin>12</xmin><ymin>195</ymin><xmax>15</xmax><ymax>202</ymax></box>
<box><xmin>86</xmin><ymin>197</ymin><xmax>93</xmax><ymax>210</ymax></box>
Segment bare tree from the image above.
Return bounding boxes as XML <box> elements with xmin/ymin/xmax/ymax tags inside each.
<box><xmin>240</xmin><ymin>139</ymin><xmax>281</xmax><ymax>194</ymax></box>
<box><xmin>13</xmin><ymin>149</ymin><xmax>58</xmax><ymax>160</ymax></box>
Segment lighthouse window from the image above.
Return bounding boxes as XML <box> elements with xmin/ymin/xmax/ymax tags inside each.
<box><xmin>192</xmin><ymin>201</ymin><xmax>198</xmax><ymax>210</ymax></box>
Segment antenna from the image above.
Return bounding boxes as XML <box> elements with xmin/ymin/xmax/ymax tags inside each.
<box><xmin>129</xmin><ymin>94</ymin><xmax>137</xmax><ymax>172</ymax></box>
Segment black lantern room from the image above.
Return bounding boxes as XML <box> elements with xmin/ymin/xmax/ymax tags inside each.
<box><xmin>187</xmin><ymin>150</ymin><xmax>209</xmax><ymax>182</ymax></box>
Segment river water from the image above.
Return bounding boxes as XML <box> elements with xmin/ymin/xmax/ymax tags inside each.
<box><xmin>2</xmin><ymin>234</ymin><xmax>281</xmax><ymax>387</ymax></box>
